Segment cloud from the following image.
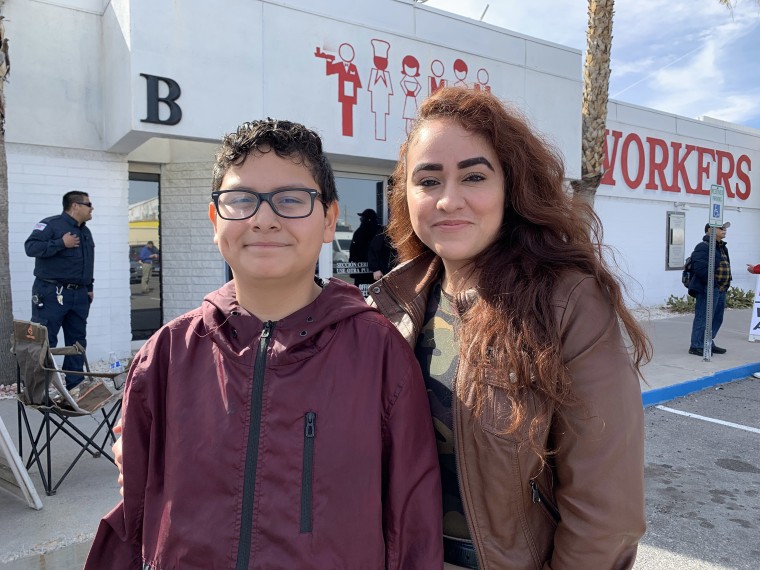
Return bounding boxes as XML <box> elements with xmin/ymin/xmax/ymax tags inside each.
<box><xmin>611</xmin><ymin>57</ymin><xmax>658</xmax><ymax>80</ymax></box>
<box><xmin>608</xmin><ymin>1</ymin><xmax>760</xmax><ymax>126</ymax></box>
<box><xmin>421</xmin><ymin>0</ymin><xmax>760</xmax><ymax>129</ymax></box>
<box><xmin>701</xmin><ymin>94</ymin><xmax>760</xmax><ymax>123</ymax></box>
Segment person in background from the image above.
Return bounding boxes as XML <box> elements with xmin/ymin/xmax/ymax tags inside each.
<box><xmin>25</xmin><ymin>191</ymin><xmax>95</xmax><ymax>390</ymax></box>
<box><xmin>349</xmin><ymin>207</ymin><xmax>381</xmax><ymax>286</ymax></box>
<box><xmin>86</xmin><ymin>118</ymin><xmax>442</xmax><ymax>569</ymax></box>
<box><xmin>370</xmin><ymin>87</ymin><xmax>650</xmax><ymax>569</ymax></box>
<box><xmin>687</xmin><ymin>222</ymin><xmax>732</xmax><ymax>356</ymax></box>
<box><xmin>746</xmin><ymin>262</ymin><xmax>760</xmax><ymax>378</ymax></box>
<box><xmin>368</xmin><ymin>227</ymin><xmax>397</xmax><ymax>281</ymax></box>
<box><xmin>138</xmin><ymin>240</ymin><xmax>159</xmax><ymax>294</ymax></box>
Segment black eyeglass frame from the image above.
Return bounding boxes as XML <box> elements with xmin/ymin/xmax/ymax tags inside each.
<box><xmin>74</xmin><ymin>201</ymin><xmax>93</xmax><ymax>208</ymax></box>
<box><xmin>211</xmin><ymin>188</ymin><xmax>326</xmax><ymax>220</ymax></box>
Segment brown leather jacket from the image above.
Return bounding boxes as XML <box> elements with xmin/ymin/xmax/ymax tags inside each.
<box><xmin>368</xmin><ymin>252</ymin><xmax>645</xmax><ymax>570</ymax></box>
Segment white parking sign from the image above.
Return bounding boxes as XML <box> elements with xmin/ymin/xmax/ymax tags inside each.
<box><xmin>709</xmin><ymin>184</ymin><xmax>724</xmax><ymax>226</ymax></box>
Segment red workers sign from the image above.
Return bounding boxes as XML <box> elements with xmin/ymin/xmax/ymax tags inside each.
<box><xmin>601</xmin><ymin>129</ymin><xmax>752</xmax><ymax>199</ymax></box>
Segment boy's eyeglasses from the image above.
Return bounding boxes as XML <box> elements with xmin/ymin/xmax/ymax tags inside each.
<box><xmin>212</xmin><ymin>188</ymin><xmax>324</xmax><ymax>220</ymax></box>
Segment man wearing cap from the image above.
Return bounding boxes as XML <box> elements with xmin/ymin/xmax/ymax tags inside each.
<box><xmin>349</xmin><ymin>208</ymin><xmax>382</xmax><ymax>287</ymax></box>
<box><xmin>687</xmin><ymin>222</ymin><xmax>732</xmax><ymax>356</ymax></box>
<box><xmin>25</xmin><ymin>190</ymin><xmax>95</xmax><ymax>389</ymax></box>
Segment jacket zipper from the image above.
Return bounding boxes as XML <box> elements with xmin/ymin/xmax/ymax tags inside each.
<box><xmin>529</xmin><ymin>479</ymin><xmax>561</xmax><ymax>524</ymax></box>
<box><xmin>300</xmin><ymin>411</ymin><xmax>317</xmax><ymax>533</ymax></box>
<box><xmin>236</xmin><ymin>320</ymin><xmax>275</xmax><ymax>570</ymax></box>
<box><xmin>451</xmin><ymin>363</ymin><xmax>482</xmax><ymax>567</ymax></box>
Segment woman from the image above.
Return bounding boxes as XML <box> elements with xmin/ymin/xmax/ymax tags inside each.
<box><xmin>369</xmin><ymin>87</ymin><xmax>651</xmax><ymax>569</ymax></box>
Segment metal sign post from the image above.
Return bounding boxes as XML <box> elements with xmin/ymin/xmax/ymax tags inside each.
<box><xmin>703</xmin><ymin>185</ymin><xmax>725</xmax><ymax>361</ymax></box>
<box><xmin>703</xmin><ymin>230</ymin><xmax>716</xmax><ymax>361</ymax></box>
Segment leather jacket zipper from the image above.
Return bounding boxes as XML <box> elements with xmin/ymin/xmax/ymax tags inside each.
<box><xmin>236</xmin><ymin>320</ymin><xmax>275</xmax><ymax>570</ymax></box>
<box><xmin>451</xmin><ymin>363</ymin><xmax>482</xmax><ymax>567</ymax></box>
<box><xmin>529</xmin><ymin>479</ymin><xmax>561</xmax><ymax>524</ymax></box>
<box><xmin>300</xmin><ymin>411</ymin><xmax>317</xmax><ymax>533</ymax></box>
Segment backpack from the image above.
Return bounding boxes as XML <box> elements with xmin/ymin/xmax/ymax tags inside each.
<box><xmin>681</xmin><ymin>256</ymin><xmax>693</xmax><ymax>288</ymax></box>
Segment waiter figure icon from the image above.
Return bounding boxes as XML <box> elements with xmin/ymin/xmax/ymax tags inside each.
<box><xmin>315</xmin><ymin>42</ymin><xmax>363</xmax><ymax>137</ymax></box>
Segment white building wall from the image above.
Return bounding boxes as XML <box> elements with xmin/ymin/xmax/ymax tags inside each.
<box><xmin>159</xmin><ymin>162</ymin><xmax>222</xmax><ymax>322</ymax></box>
<box><xmin>7</xmin><ymin>143</ymin><xmax>133</xmax><ymax>362</ymax></box>
<box><xmin>4</xmin><ymin>0</ymin><xmax>106</xmax><ymax>151</ymax></box>
<box><xmin>597</xmin><ymin>101</ymin><xmax>760</xmax><ymax>307</ymax></box>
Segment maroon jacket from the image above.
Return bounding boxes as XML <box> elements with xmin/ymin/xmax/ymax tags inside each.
<box><xmin>86</xmin><ymin>279</ymin><xmax>442</xmax><ymax>569</ymax></box>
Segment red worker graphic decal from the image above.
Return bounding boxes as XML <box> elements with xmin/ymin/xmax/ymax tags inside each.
<box><xmin>315</xmin><ymin>43</ymin><xmax>363</xmax><ymax>137</ymax></box>
<box><xmin>453</xmin><ymin>58</ymin><xmax>469</xmax><ymax>87</ymax></box>
<box><xmin>367</xmin><ymin>39</ymin><xmax>394</xmax><ymax>141</ymax></box>
<box><xmin>429</xmin><ymin>59</ymin><xmax>447</xmax><ymax>95</ymax></box>
<box><xmin>400</xmin><ymin>55</ymin><xmax>422</xmax><ymax>135</ymax></box>
<box><xmin>474</xmin><ymin>68</ymin><xmax>491</xmax><ymax>93</ymax></box>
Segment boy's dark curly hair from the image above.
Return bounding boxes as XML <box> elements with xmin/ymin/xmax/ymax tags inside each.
<box><xmin>212</xmin><ymin>118</ymin><xmax>338</xmax><ymax>205</ymax></box>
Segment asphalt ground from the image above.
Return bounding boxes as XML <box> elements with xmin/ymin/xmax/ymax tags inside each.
<box><xmin>634</xmin><ymin>377</ymin><xmax>760</xmax><ymax>570</ymax></box>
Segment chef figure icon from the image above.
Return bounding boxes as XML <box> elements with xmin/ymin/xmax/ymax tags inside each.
<box><xmin>315</xmin><ymin>42</ymin><xmax>363</xmax><ymax>137</ymax></box>
<box><xmin>367</xmin><ymin>39</ymin><xmax>394</xmax><ymax>141</ymax></box>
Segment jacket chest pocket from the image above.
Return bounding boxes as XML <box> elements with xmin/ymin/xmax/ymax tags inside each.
<box><xmin>300</xmin><ymin>411</ymin><xmax>317</xmax><ymax>533</ymax></box>
<box><xmin>473</xmin><ymin>374</ymin><xmax>547</xmax><ymax>444</ymax></box>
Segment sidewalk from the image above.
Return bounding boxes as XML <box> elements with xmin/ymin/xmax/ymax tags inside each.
<box><xmin>1</xmin><ymin>308</ymin><xmax>758</xmax><ymax>569</ymax></box>
<box><xmin>637</xmin><ymin>307</ymin><xmax>760</xmax><ymax>402</ymax></box>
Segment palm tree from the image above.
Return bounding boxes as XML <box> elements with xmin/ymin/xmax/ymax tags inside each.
<box><xmin>0</xmin><ymin>4</ymin><xmax>11</xmax><ymax>385</ymax></box>
<box><xmin>573</xmin><ymin>0</ymin><xmax>758</xmax><ymax>208</ymax></box>
<box><xmin>571</xmin><ymin>0</ymin><xmax>614</xmax><ymax>207</ymax></box>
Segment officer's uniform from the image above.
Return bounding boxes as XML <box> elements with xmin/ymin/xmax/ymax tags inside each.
<box><xmin>25</xmin><ymin>212</ymin><xmax>95</xmax><ymax>389</ymax></box>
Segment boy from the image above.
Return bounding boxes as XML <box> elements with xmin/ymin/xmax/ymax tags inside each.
<box><xmin>85</xmin><ymin>120</ymin><xmax>442</xmax><ymax>569</ymax></box>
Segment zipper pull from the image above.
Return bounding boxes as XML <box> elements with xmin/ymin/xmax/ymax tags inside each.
<box><xmin>530</xmin><ymin>479</ymin><xmax>541</xmax><ymax>504</ymax></box>
<box><xmin>305</xmin><ymin>411</ymin><xmax>316</xmax><ymax>438</ymax></box>
<box><xmin>262</xmin><ymin>320</ymin><xmax>275</xmax><ymax>338</ymax></box>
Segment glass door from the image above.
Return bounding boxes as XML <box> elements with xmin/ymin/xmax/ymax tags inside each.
<box><xmin>325</xmin><ymin>174</ymin><xmax>387</xmax><ymax>296</ymax></box>
<box><xmin>128</xmin><ymin>173</ymin><xmax>162</xmax><ymax>340</ymax></box>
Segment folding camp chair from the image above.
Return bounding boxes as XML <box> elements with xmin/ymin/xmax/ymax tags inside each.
<box><xmin>11</xmin><ymin>319</ymin><xmax>125</xmax><ymax>495</ymax></box>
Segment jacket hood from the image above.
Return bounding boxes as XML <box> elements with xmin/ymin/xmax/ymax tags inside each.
<box><xmin>199</xmin><ymin>278</ymin><xmax>376</xmax><ymax>363</ymax></box>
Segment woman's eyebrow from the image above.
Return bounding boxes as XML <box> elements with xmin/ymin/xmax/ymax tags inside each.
<box><xmin>457</xmin><ymin>156</ymin><xmax>494</xmax><ymax>171</ymax></box>
<box><xmin>411</xmin><ymin>162</ymin><xmax>443</xmax><ymax>176</ymax></box>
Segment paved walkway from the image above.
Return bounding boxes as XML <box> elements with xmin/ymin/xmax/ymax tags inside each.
<box><xmin>1</xmin><ymin>308</ymin><xmax>758</xmax><ymax>568</ymax></box>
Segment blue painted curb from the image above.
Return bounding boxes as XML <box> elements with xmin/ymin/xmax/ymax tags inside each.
<box><xmin>642</xmin><ymin>362</ymin><xmax>760</xmax><ymax>407</ymax></box>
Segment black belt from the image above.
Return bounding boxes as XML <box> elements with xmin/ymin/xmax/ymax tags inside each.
<box><xmin>39</xmin><ymin>278</ymin><xmax>83</xmax><ymax>290</ymax></box>
<box><xmin>443</xmin><ymin>537</ymin><xmax>479</xmax><ymax>569</ymax></box>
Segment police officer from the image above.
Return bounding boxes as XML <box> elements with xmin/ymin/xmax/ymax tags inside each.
<box><xmin>25</xmin><ymin>191</ymin><xmax>95</xmax><ymax>390</ymax></box>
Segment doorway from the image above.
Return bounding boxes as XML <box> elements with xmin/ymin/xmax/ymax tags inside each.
<box><xmin>331</xmin><ymin>175</ymin><xmax>387</xmax><ymax>295</ymax></box>
<box><xmin>128</xmin><ymin>173</ymin><xmax>162</xmax><ymax>340</ymax></box>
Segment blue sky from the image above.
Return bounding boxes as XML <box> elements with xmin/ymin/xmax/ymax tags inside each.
<box><xmin>421</xmin><ymin>0</ymin><xmax>760</xmax><ymax>131</ymax></box>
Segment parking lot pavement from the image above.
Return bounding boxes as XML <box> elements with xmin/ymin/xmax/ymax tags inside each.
<box><xmin>634</xmin><ymin>377</ymin><xmax>760</xmax><ymax>570</ymax></box>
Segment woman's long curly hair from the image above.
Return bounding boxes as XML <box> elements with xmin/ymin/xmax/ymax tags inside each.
<box><xmin>388</xmin><ymin>87</ymin><xmax>651</xmax><ymax>455</ymax></box>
